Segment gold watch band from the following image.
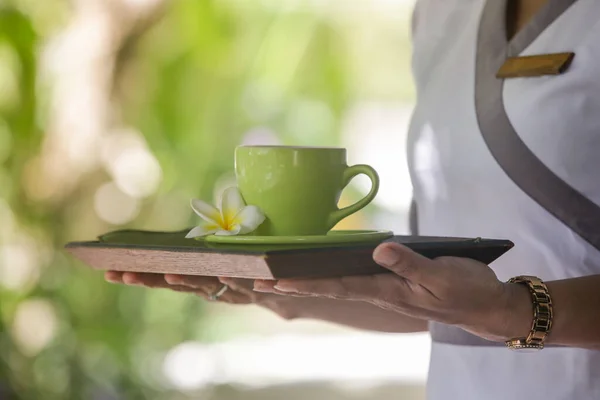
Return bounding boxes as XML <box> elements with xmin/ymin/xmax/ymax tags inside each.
<box><xmin>505</xmin><ymin>275</ymin><xmax>553</xmax><ymax>350</ymax></box>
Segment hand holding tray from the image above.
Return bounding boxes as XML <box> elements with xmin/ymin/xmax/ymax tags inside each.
<box><xmin>65</xmin><ymin>229</ymin><xmax>513</xmax><ymax>279</ymax></box>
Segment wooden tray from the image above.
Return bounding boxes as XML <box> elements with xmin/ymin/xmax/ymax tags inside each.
<box><xmin>65</xmin><ymin>229</ymin><xmax>514</xmax><ymax>279</ymax></box>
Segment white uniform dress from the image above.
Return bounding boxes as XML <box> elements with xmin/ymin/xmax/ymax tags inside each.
<box><xmin>407</xmin><ymin>0</ymin><xmax>600</xmax><ymax>399</ymax></box>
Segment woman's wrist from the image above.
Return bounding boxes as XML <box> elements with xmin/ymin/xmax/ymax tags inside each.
<box><xmin>461</xmin><ymin>281</ymin><xmax>534</xmax><ymax>342</ymax></box>
<box><xmin>495</xmin><ymin>282</ymin><xmax>534</xmax><ymax>342</ymax></box>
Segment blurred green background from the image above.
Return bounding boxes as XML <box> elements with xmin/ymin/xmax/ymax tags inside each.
<box><xmin>0</xmin><ymin>0</ymin><xmax>418</xmax><ymax>399</ymax></box>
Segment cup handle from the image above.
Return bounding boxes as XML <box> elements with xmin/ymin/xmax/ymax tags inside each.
<box><xmin>327</xmin><ymin>164</ymin><xmax>380</xmax><ymax>230</ymax></box>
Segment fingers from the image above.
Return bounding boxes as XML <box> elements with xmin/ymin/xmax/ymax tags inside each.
<box><xmin>273</xmin><ymin>274</ymin><xmax>396</xmax><ymax>301</ymax></box>
<box><xmin>105</xmin><ymin>271</ymin><xmax>202</xmax><ymax>293</ymax></box>
<box><xmin>103</xmin><ymin>271</ymin><xmax>256</xmax><ymax>305</ymax></box>
<box><xmin>105</xmin><ymin>271</ymin><xmax>214</xmax><ymax>294</ymax></box>
<box><xmin>253</xmin><ymin>279</ymin><xmax>276</xmax><ymax>293</ymax></box>
<box><xmin>373</xmin><ymin>242</ymin><xmax>438</xmax><ymax>283</ymax></box>
<box><xmin>165</xmin><ymin>274</ymin><xmax>235</xmax><ymax>301</ymax></box>
<box><xmin>218</xmin><ymin>278</ymin><xmax>292</xmax><ymax>303</ymax></box>
<box><xmin>122</xmin><ymin>272</ymin><xmax>167</xmax><ymax>287</ymax></box>
<box><xmin>216</xmin><ymin>290</ymin><xmax>253</xmax><ymax>304</ymax></box>
<box><xmin>218</xmin><ymin>277</ymin><xmax>255</xmax><ymax>296</ymax></box>
<box><xmin>253</xmin><ymin>279</ymin><xmax>315</xmax><ymax>297</ymax></box>
<box><xmin>124</xmin><ymin>272</ymin><xmax>201</xmax><ymax>292</ymax></box>
<box><xmin>165</xmin><ymin>274</ymin><xmax>253</xmax><ymax>304</ymax></box>
<box><xmin>105</xmin><ymin>271</ymin><xmax>166</xmax><ymax>287</ymax></box>
<box><xmin>105</xmin><ymin>270</ymin><xmax>123</xmax><ymax>283</ymax></box>
<box><xmin>164</xmin><ymin>274</ymin><xmax>221</xmax><ymax>294</ymax></box>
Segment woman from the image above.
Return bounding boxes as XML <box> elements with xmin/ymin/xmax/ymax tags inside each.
<box><xmin>106</xmin><ymin>0</ymin><xmax>600</xmax><ymax>398</ymax></box>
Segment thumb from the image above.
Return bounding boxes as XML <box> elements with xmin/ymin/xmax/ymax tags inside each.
<box><xmin>373</xmin><ymin>242</ymin><xmax>434</xmax><ymax>282</ymax></box>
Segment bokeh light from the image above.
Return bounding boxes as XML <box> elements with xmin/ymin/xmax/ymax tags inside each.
<box><xmin>102</xmin><ymin>129</ymin><xmax>163</xmax><ymax>198</ymax></box>
<box><xmin>12</xmin><ymin>299</ymin><xmax>58</xmax><ymax>357</ymax></box>
<box><xmin>0</xmin><ymin>241</ymin><xmax>40</xmax><ymax>292</ymax></box>
<box><xmin>94</xmin><ymin>182</ymin><xmax>140</xmax><ymax>225</ymax></box>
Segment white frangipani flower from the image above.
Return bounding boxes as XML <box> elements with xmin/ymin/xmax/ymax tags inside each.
<box><xmin>186</xmin><ymin>187</ymin><xmax>266</xmax><ymax>238</ymax></box>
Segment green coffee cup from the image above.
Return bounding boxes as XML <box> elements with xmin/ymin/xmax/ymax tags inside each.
<box><xmin>235</xmin><ymin>145</ymin><xmax>379</xmax><ymax>236</ymax></box>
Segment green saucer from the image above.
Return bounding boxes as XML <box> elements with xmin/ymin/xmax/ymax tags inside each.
<box><xmin>203</xmin><ymin>230</ymin><xmax>394</xmax><ymax>245</ymax></box>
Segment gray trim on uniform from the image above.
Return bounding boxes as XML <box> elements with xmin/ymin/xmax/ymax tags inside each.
<box><xmin>409</xmin><ymin>199</ymin><xmax>419</xmax><ymax>236</ymax></box>
<box><xmin>506</xmin><ymin>0</ymin><xmax>578</xmax><ymax>57</ymax></box>
<box><xmin>475</xmin><ymin>0</ymin><xmax>600</xmax><ymax>255</ymax></box>
<box><xmin>432</xmin><ymin>0</ymin><xmax>593</xmax><ymax>347</ymax></box>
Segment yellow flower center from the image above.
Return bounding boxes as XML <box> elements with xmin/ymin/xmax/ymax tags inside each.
<box><xmin>220</xmin><ymin>210</ymin><xmax>238</xmax><ymax>231</ymax></box>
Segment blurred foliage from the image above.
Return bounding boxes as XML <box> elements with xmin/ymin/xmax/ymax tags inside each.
<box><xmin>0</xmin><ymin>0</ymin><xmax>413</xmax><ymax>398</ymax></box>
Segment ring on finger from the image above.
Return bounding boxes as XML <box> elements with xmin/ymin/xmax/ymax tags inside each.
<box><xmin>208</xmin><ymin>284</ymin><xmax>229</xmax><ymax>301</ymax></box>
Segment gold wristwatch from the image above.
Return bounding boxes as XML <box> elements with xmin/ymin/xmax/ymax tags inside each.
<box><xmin>505</xmin><ymin>275</ymin><xmax>553</xmax><ymax>351</ymax></box>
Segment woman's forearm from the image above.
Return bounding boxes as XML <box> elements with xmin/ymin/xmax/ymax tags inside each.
<box><xmin>505</xmin><ymin>274</ymin><xmax>600</xmax><ymax>350</ymax></box>
<box><xmin>263</xmin><ymin>296</ymin><xmax>429</xmax><ymax>333</ymax></box>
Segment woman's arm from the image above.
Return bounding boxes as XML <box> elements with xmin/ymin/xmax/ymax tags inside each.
<box><xmin>263</xmin><ymin>295</ymin><xmax>429</xmax><ymax>333</ymax></box>
<box><xmin>105</xmin><ymin>271</ymin><xmax>429</xmax><ymax>334</ymax></box>
<box><xmin>506</xmin><ymin>275</ymin><xmax>600</xmax><ymax>350</ymax></box>
<box><xmin>266</xmin><ymin>242</ymin><xmax>600</xmax><ymax>350</ymax></box>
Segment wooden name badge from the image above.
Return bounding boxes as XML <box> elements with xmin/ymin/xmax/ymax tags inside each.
<box><xmin>496</xmin><ymin>52</ymin><xmax>575</xmax><ymax>78</ymax></box>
